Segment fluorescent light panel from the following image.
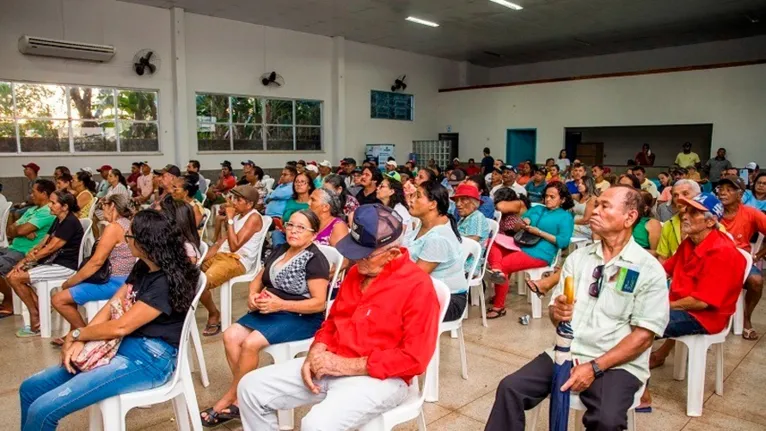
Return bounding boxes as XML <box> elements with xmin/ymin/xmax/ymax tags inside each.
<box><xmin>490</xmin><ymin>0</ymin><xmax>523</xmax><ymax>10</ymax></box>
<box><xmin>405</xmin><ymin>16</ymin><xmax>439</xmax><ymax>27</ymax></box>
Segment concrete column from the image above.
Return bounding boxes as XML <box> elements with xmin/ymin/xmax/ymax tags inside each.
<box><xmin>331</xmin><ymin>36</ymin><xmax>346</xmax><ymax>163</ymax></box>
<box><xmin>458</xmin><ymin>61</ymin><xmax>470</xmax><ymax>87</ymax></box>
<box><xmin>170</xmin><ymin>7</ymin><xmax>189</xmax><ymax>166</ymax></box>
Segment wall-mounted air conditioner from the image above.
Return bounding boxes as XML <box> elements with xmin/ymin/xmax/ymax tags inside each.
<box><xmin>18</xmin><ymin>35</ymin><xmax>116</xmax><ymax>62</ymax></box>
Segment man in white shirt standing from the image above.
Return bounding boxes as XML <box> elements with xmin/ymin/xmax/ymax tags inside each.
<box><xmin>486</xmin><ymin>186</ymin><xmax>669</xmax><ymax>431</ymax></box>
<box><xmin>632</xmin><ymin>166</ymin><xmax>659</xmax><ymax>199</ymax></box>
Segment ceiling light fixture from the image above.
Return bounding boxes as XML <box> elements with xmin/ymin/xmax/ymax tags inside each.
<box><xmin>489</xmin><ymin>0</ymin><xmax>523</xmax><ymax>10</ymax></box>
<box><xmin>405</xmin><ymin>16</ymin><xmax>440</xmax><ymax>27</ymax></box>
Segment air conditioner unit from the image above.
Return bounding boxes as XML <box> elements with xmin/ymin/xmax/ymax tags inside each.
<box><xmin>18</xmin><ymin>35</ymin><xmax>115</xmax><ymax>62</ymax></box>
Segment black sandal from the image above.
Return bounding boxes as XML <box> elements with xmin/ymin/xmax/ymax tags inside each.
<box><xmin>200</xmin><ymin>407</ymin><xmax>231</xmax><ymax>428</ymax></box>
<box><xmin>486</xmin><ymin>270</ymin><xmax>507</xmax><ymax>285</ymax></box>
<box><xmin>487</xmin><ymin>308</ymin><xmax>507</xmax><ymax>319</ymax></box>
<box><xmin>202</xmin><ymin>323</ymin><xmax>221</xmax><ymax>337</ymax></box>
<box><xmin>217</xmin><ymin>404</ymin><xmax>240</xmax><ymax>421</ymax></box>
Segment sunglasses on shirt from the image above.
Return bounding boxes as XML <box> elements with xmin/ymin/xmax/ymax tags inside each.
<box><xmin>589</xmin><ymin>265</ymin><xmax>605</xmax><ymax>298</ymax></box>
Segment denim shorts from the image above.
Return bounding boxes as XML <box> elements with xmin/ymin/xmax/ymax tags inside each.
<box><xmin>660</xmin><ymin>310</ymin><xmax>708</xmax><ymax>338</ymax></box>
<box><xmin>69</xmin><ymin>275</ymin><xmax>129</xmax><ymax>305</ymax></box>
<box><xmin>236</xmin><ymin>310</ymin><xmax>323</xmax><ymax>344</ymax></box>
<box><xmin>749</xmin><ymin>264</ymin><xmax>762</xmax><ymax>278</ymax></box>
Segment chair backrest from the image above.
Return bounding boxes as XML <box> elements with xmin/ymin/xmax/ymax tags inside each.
<box><xmin>263</xmin><ymin>178</ymin><xmax>275</xmax><ymax>191</ymax></box>
<box><xmin>78</xmin><ymin>219</ymin><xmax>93</xmax><ymax>266</ymax></box>
<box><xmin>461</xmin><ymin>237</ymin><xmax>482</xmax><ymax>282</ymax></box>
<box><xmin>0</xmin><ymin>201</ymin><xmax>12</xmax><ymax>244</ymax></box>
<box><xmin>475</xmin><ymin>220</ymin><xmax>499</xmax><ymax>283</ymax></box>
<box><xmin>411</xmin><ymin>278</ymin><xmax>452</xmax><ymax>404</ymax></box>
<box><xmin>493</xmin><ymin>210</ymin><xmax>501</xmax><ymax>222</ymax></box>
<box><xmin>738</xmin><ymin>248</ymin><xmax>753</xmax><ymax>284</ymax></box>
<box><xmin>87</xmin><ymin>198</ymin><xmax>98</xmax><ymax>220</ymax></box>
<box><xmin>247</xmin><ymin>214</ymin><xmax>273</xmax><ymax>275</ymax></box>
<box><xmin>169</xmin><ymin>273</ymin><xmax>207</xmax><ymax>389</ymax></box>
<box><xmin>197</xmin><ymin>242</ymin><xmax>209</xmax><ymax>268</ymax></box>
<box><xmin>205</xmin><ymin>178</ymin><xmax>211</xmax><ymax>189</ymax></box>
<box><xmin>201</xmin><ymin>208</ymin><xmax>212</xmax><ymax>227</ymax></box>
<box><xmin>316</xmin><ymin>244</ymin><xmax>345</xmax><ymax>315</ymax></box>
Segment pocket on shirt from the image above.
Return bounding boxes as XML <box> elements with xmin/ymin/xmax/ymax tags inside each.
<box><xmin>598</xmin><ymin>287</ymin><xmax>633</xmax><ymax>321</ymax></box>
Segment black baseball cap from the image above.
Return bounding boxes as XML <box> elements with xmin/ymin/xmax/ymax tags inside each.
<box><xmin>154</xmin><ymin>164</ymin><xmax>181</xmax><ymax>177</ymax></box>
<box><xmin>241</xmin><ymin>160</ymin><xmax>255</xmax><ymax>167</ymax></box>
<box><xmin>335</xmin><ymin>204</ymin><xmax>403</xmax><ymax>260</ymax></box>
<box><xmin>342</xmin><ymin>157</ymin><xmax>357</xmax><ymax>166</ymax></box>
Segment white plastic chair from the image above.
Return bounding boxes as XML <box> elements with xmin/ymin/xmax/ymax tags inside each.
<box><xmin>262</xmin><ymin>177</ymin><xmax>275</xmax><ymax>191</ymax></box>
<box><xmin>87</xmin><ymin>198</ymin><xmax>98</xmax><ymax>221</ymax></box>
<box><xmin>423</xmin><ymin>238</ymin><xmax>481</xmax><ymax>403</ymax></box>
<box><xmin>517</xmin><ymin>249</ymin><xmax>562</xmax><ymax>319</ymax></box>
<box><xmin>493</xmin><ymin>210</ymin><xmax>502</xmax><ymax>222</ymax></box>
<box><xmin>88</xmin><ymin>274</ymin><xmax>207</xmax><ymax>431</ymax></box>
<box><xmin>526</xmin><ymin>384</ymin><xmax>644</xmax><ymax>431</ymax></box>
<box><xmin>568</xmin><ymin>236</ymin><xmax>591</xmax><ymax>253</ymax></box>
<box><xmin>262</xmin><ymin>244</ymin><xmax>344</xmax><ymax>430</ymax></box>
<box><xmin>0</xmin><ymin>201</ymin><xmax>12</xmax><ymax>248</ymax></box>
<box><xmin>358</xmin><ymin>277</ymin><xmax>451</xmax><ymax>431</ymax></box>
<box><xmin>219</xmin><ymin>215</ymin><xmax>272</xmax><ymax>331</ymax></box>
<box><xmin>671</xmin><ymin>248</ymin><xmax>751</xmax><ymax>417</ymax></box>
<box><xmin>24</xmin><ymin>219</ymin><xmax>91</xmax><ymax>338</ymax></box>
<box><xmin>200</xmin><ymin>208</ymin><xmax>212</xmax><ymax>242</ymax></box>
<box><xmin>469</xmin><ymin>220</ymin><xmax>499</xmax><ymax>327</ymax></box>
<box><xmin>734</xmin><ymin>233</ymin><xmax>764</xmax><ymax>335</ymax></box>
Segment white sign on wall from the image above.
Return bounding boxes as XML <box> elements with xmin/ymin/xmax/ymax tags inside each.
<box><xmin>197</xmin><ymin>116</ymin><xmax>216</xmax><ymax>132</ymax></box>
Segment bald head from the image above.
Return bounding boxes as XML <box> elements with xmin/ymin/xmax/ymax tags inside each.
<box><xmin>590</xmin><ymin>185</ymin><xmax>642</xmax><ymax>236</ymax></box>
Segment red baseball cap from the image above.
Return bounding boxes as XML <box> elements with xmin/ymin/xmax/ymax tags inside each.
<box><xmin>22</xmin><ymin>163</ymin><xmax>40</xmax><ymax>173</ymax></box>
<box><xmin>97</xmin><ymin>165</ymin><xmax>113</xmax><ymax>172</ymax></box>
<box><xmin>450</xmin><ymin>184</ymin><xmax>481</xmax><ymax>202</ymax></box>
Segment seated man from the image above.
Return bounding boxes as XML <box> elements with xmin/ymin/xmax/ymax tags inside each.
<box><xmin>205</xmin><ymin>161</ymin><xmax>238</xmax><ymax>208</ymax></box>
<box><xmin>264</xmin><ymin>166</ymin><xmax>296</xmax><ymax>246</ymax></box>
<box><xmin>237</xmin><ymin>204</ymin><xmax>441</xmax><ymax>430</ymax></box>
<box><xmin>642</xmin><ymin>193</ymin><xmax>745</xmax><ymax>406</ymax></box>
<box><xmin>486</xmin><ymin>186</ymin><xmax>669</xmax><ymax>431</ymax></box>
<box><xmin>0</xmin><ymin>179</ymin><xmax>56</xmax><ymax>316</ymax></box>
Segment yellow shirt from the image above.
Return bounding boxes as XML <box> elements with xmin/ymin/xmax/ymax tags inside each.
<box><xmin>675</xmin><ymin>152</ymin><xmax>700</xmax><ymax>168</ymax></box>
<box><xmin>656</xmin><ymin>214</ymin><xmax>727</xmax><ymax>259</ymax></box>
<box><xmin>595</xmin><ymin>180</ymin><xmax>610</xmax><ymax>193</ymax></box>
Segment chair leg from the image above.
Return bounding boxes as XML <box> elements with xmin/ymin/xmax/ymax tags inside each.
<box><xmin>525</xmin><ymin>403</ymin><xmax>541</xmax><ymax>431</ymax></box>
<box><xmin>424</xmin><ymin>340</ymin><xmax>441</xmax><ymax>402</ymax></box>
<box><xmin>172</xmin><ymin>394</ymin><xmax>192</xmax><ymax>431</ymax></box>
<box><xmin>574</xmin><ymin>409</ymin><xmax>585</xmax><ymax>431</ymax></box>
<box><xmin>277</xmin><ymin>409</ymin><xmax>295</xmax><ymax>430</ymax></box>
<box><xmin>88</xmin><ymin>406</ymin><xmax>103</xmax><ymax>431</ymax></box>
<box><xmin>714</xmin><ymin>343</ymin><xmax>724</xmax><ymax>396</ymax></box>
<box><xmin>733</xmin><ymin>290</ymin><xmax>744</xmax><ymax>335</ymax></box>
<box><xmin>531</xmin><ymin>293</ymin><xmax>542</xmax><ymax>319</ymax></box>
<box><xmin>12</xmin><ymin>290</ymin><xmax>22</xmax><ymax>315</ymax></box>
<box><xmin>685</xmin><ymin>342</ymin><xmax>707</xmax><ymax>417</ymax></box>
<box><xmin>673</xmin><ymin>342</ymin><xmax>688</xmax><ymax>381</ymax></box>
<box><xmin>98</xmin><ymin>399</ymin><xmax>125</xmax><ymax>431</ymax></box>
<box><xmin>189</xmin><ymin>323</ymin><xmax>210</xmax><ymax>387</ymax></box>
<box><xmin>479</xmin><ymin>281</ymin><xmax>488</xmax><ymax>328</ymax></box>
<box><xmin>416</xmin><ymin>409</ymin><xmax>427</xmax><ymax>431</ymax></box>
<box><xmin>470</xmin><ymin>284</ymin><xmax>479</xmax><ymax>306</ymax></box>
<box><xmin>450</xmin><ymin>329</ymin><xmax>458</xmax><ymax>339</ymax></box>
<box><xmin>181</xmin><ymin>371</ymin><xmax>204</xmax><ymax>431</ymax></box>
<box><xmin>627</xmin><ymin>409</ymin><xmax>636</xmax><ymax>431</ymax></box>
<box><xmin>221</xmin><ymin>281</ymin><xmax>232</xmax><ymax>331</ymax></box>
<box><xmin>517</xmin><ymin>272</ymin><xmax>525</xmax><ymax>295</ymax></box>
<box><xmin>458</xmin><ymin>327</ymin><xmax>468</xmax><ymax>380</ymax></box>
<box><xmin>37</xmin><ymin>284</ymin><xmax>52</xmax><ymax>338</ymax></box>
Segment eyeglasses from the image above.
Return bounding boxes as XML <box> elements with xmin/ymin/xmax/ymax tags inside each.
<box><xmin>294</xmin><ymin>180</ymin><xmax>309</xmax><ymax>185</ymax></box>
<box><xmin>588</xmin><ymin>265</ymin><xmax>604</xmax><ymax>298</ymax></box>
<box><xmin>284</xmin><ymin>222</ymin><xmax>314</xmax><ymax>234</ymax></box>
<box><xmin>124</xmin><ymin>233</ymin><xmax>135</xmax><ymax>242</ymax></box>
<box><xmin>361</xmin><ymin>248</ymin><xmax>390</xmax><ymax>261</ymax></box>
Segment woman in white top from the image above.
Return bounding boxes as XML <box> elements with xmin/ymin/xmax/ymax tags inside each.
<box><xmin>405</xmin><ymin>180</ymin><xmax>467</xmax><ymax>322</ymax></box>
<box><xmin>376</xmin><ymin>176</ymin><xmax>412</xmax><ymax>234</ymax></box>
<box><xmin>556</xmin><ymin>149</ymin><xmax>571</xmax><ymax>176</ymax></box>
<box><xmin>94</xmin><ymin>169</ymin><xmax>131</xmax><ymax>222</ymax></box>
<box><xmin>200</xmin><ymin>185</ymin><xmax>264</xmax><ymax>336</ymax></box>
<box><xmin>572</xmin><ymin>176</ymin><xmax>598</xmax><ymax>239</ymax></box>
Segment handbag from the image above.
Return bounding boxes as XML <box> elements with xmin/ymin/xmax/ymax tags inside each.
<box><xmin>512</xmin><ymin>209</ymin><xmax>549</xmax><ymax>247</ymax></box>
<box><xmin>78</xmin><ymin>240</ymin><xmax>112</xmax><ymax>285</ymax></box>
<box><xmin>73</xmin><ymin>285</ymin><xmax>135</xmax><ymax>371</ymax></box>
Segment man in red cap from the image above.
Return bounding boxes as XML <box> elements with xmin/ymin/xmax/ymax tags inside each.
<box><xmin>95</xmin><ymin>165</ymin><xmax>112</xmax><ymax>198</ymax></box>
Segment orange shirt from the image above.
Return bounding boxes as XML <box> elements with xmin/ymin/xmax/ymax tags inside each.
<box><xmin>719</xmin><ymin>204</ymin><xmax>766</xmax><ymax>252</ymax></box>
<box><xmin>516</xmin><ymin>175</ymin><xmax>531</xmax><ymax>186</ymax></box>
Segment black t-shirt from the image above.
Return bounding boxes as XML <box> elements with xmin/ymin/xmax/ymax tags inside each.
<box><xmin>128</xmin><ymin>268</ymin><xmax>186</xmax><ymax>348</ymax></box>
<box><xmin>481</xmin><ymin>155</ymin><xmax>494</xmax><ymax>175</ymax></box>
<box><xmin>261</xmin><ymin>243</ymin><xmax>330</xmax><ymax>303</ymax></box>
<box><xmin>46</xmin><ymin>213</ymin><xmax>84</xmax><ymax>270</ymax></box>
<box><xmin>236</xmin><ymin>176</ymin><xmax>248</xmax><ymax>186</ymax></box>
<box><xmin>356</xmin><ymin>188</ymin><xmax>380</xmax><ymax>206</ymax></box>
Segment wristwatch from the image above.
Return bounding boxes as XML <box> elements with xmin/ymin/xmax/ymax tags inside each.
<box><xmin>71</xmin><ymin>329</ymin><xmax>81</xmax><ymax>341</ymax></box>
<box><xmin>227</xmin><ymin>219</ymin><xmax>234</xmax><ymax>226</ymax></box>
<box><xmin>590</xmin><ymin>360</ymin><xmax>604</xmax><ymax>379</ymax></box>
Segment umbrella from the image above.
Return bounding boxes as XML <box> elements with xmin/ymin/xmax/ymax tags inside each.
<box><xmin>549</xmin><ymin>276</ymin><xmax>575</xmax><ymax>431</ymax></box>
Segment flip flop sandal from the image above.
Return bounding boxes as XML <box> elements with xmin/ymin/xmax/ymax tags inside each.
<box><xmin>486</xmin><ymin>270</ymin><xmax>507</xmax><ymax>285</ymax></box>
<box><xmin>16</xmin><ymin>326</ymin><xmax>41</xmax><ymax>338</ymax></box>
<box><xmin>217</xmin><ymin>404</ymin><xmax>240</xmax><ymax>421</ymax></box>
<box><xmin>742</xmin><ymin>328</ymin><xmax>759</xmax><ymax>340</ymax></box>
<box><xmin>202</xmin><ymin>323</ymin><xmax>221</xmax><ymax>337</ymax></box>
<box><xmin>200</xmin><ymin>407</ymin><xmax>232</xmax><ymax>428</ymax></box>
<box><xmin>635</xmin><ymin>405</ymin><xmax>653</xmax><ymax>413</ymax></box>
<box><xmin>50</xmin><ymin>337</ymin><xmax>66</xmax><ymax>347</ymax></box>
<box><xmin>526</xmin><ymin>280</ymin><xmax>544</xmax><ymax>296</ymax></box>
<box><xmin>487</xmin><ymin>308</ymin><xmax>507</xmax><ymax>320</ymax></box>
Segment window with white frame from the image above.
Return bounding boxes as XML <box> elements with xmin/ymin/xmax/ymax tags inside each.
<box><xmin>0</xmin><ymin>81</ymin><xmax>159</xmax><ymax>153</ymax></box>
<box><xmin>196</xmin><ymin>93</ymin><xmax>322</xmax><ymax>152</ymax></box>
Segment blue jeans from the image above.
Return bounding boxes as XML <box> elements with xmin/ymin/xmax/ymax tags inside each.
<box><xmin>660</xmin><ymin>310</ymin><xmax>708</xmax><ymax>338</ymax></box>
<box><xmin>69</xmin><ymin>275</ymin><xmax>128</xmax><ymax>305</ymax></box>
<box><xmin>20</xmin><ymin>336</ymin><xmax>177</xmax><ymax>431</ymax></box>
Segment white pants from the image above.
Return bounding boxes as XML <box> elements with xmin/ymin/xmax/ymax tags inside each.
<box><xmin>237</xmin><ymin>357</ymin><xmax>409</xmax><ymax>431</ymax></box>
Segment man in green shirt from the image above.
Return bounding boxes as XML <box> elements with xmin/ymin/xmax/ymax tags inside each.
<box><xmin>0</xmin><ymin>179</ymin><xmax>56</xmax><ymax>316</ymax></box>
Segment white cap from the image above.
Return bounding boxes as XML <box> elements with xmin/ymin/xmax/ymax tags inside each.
<box><xmin>305</xmin><ymin>164</ymin><xmax>319</xmax><ymax>173</ymax></box>
<box><xmin>745</xmin><ymin>162</ymin><xmax>758</xmax><ymax>170</ymax></box>
<box><xmin>319</xmin><ymin>160</ymin><xmax>332</xmax><ymax>168</ymax></box>
<box><xmin>386</xmin><ymin>160</ymin><xmax>397</xmax><ymax>166</ymax></box>
<box><xmin>81</xmin><ymin>167</ymin><xmax>93</xmax><ymax>173</ymax></box>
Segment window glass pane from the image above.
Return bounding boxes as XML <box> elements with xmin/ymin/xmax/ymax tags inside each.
<box><xmin>72</xmin><ymin>120</ymin><xmax>116</xmax><ymax>152</ymax></box>
<box><xmin>0</xmin><ymin>120</ymin><xmax>16</xmax><ymax>152</ymax></box>
<box><xmin>231</xmin><ymin>97</ymin><xmax>261</xmax><ymax>124</ymax></box>
<box><xmin>295</xmin><ymin>100</ymin><xmax>321</xmax><ymax>126</ymax></box>
<box><xmin>296</xmin><ymin>127</ymin><xmax>321</xmax><ymax>151</ymax></box>
<box><xmin>117</xmin><ymin>90</ymin><xmax>158</xmax><ymax>121</ymax></box>
<box><xmin>15</xmin><ymin>84</ymin><xmax>67</xmax><ymax>118</ymax></box>
<box><xmin>197</xmin><ymin>125</ymin><xmax>231</xmax><ymax>151</ymax></box>
<box><xmin>233</xmin><ymin>124</ymin><xmax>264</xmax><ymax>151</ymax></box>
<box><xmin>119</xmin><ymin>121</ymin><xmax>158</xmax><ymax>152</ymax></box>
<box><xmin>18</xmin><ymin>120</ymin><xmax>68</xmax><ymax>152</ymax></box>
<box><xmin>263</xmin><ymin>99</ymin><xmax>293</xmax><ymax>125</ymax></box>
<box><xmin>265</xmin><ymin>126</ymin><xmax>294</xmax><ymax>151</ymax></box>
<box><xmin>0</xmin><ymin>82</ymin><xmax>12</xmax><ymax>118</ymax></box>
<box><xmin>196</xmin><ymin>94</ymin><xmax>229</xmax><ymax>123</ymax></box>
<box><xmin>69</xmin><ymin>87</ymin><xmax>113</xmax><ymax>121</ymax></box>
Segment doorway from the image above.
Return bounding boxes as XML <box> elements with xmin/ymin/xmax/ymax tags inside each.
<box><xmin>506</xmin><ymin>129</ymin><xmax>537</xmax><ymax>167</ymax></box>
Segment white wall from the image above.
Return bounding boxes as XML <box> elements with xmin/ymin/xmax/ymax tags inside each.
<box><xmin>437</xmin><ymin>63</ymin><xmax>766</xmax><ymax>168</ymax></box>
<box><xmin>486</xmin><ymin>36</ymin><xmax>766</xmax><ymax>85</ymax></box>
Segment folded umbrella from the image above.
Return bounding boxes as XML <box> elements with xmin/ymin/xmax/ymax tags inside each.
<box><xmin>549</xmin><ymin>276</ymin><xmax>575</xmax><ymax>431</ymax></box>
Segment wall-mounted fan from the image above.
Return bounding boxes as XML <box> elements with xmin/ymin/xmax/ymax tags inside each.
<box><xmin>261</xmin><ymin>71</ymin><xmax>284</xmax><ymax>87</ymax></box>
<box><xmin>133</xmin><ymin>49</ymin><xmax>161</xmax><ymax>76</ymax></box>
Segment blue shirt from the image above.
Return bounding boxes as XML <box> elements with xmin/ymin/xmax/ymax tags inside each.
<box><xmin>566</xmin><ymin>180</ymin><xmax>578</xmax><ymax>196</ymax></box>
<box><xmin>457</xmin><ymin>210</ymin><xmax>490</xmax><ymax>273</ymax></box>
<box><xmin>525</xmin><ymin>181</ymin><xmax>547</xmax><ymax>203</ymax></box>
<box><xmin>452</xmin><ymin>196</ymin><xmax>494</xmax><ymax>222</ymax></box>
<box><xmin>265</xmin><ymin>182</ymin><xmax>293</xmax><ymax>217</ymax></box>
<box><xmin>521</xmin><ymin>206</ymin><xmax>574</xmax><ymax>265</ymax></box>
<box><xmin>743</xmin><ymin>190</ymin><xmax>766</xmax><ymax>211</ymax></box>
<box><xmin>405</xmin><ymin>223</ymin><xmax>468</xmax><ymax>294</ymax></box>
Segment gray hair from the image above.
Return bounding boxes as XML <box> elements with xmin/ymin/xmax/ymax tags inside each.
<box><xmin>315</xmin><ymin>187</ymin><xmax>343</xmax><ymax>218</ymax></box>
<box><xmin>673</xmin><ymin>179</ymin><xmax>701</xmax><ymax>196</ymax></box>
<box><xmin>702</xmin><ymin>211</ymin><xmax>720</xmax><ymax>229</ymax></box>
<box><xmin>102</xmin><ymin>193</ymin><xmax>132</xmax><ymax>218</ymax></box>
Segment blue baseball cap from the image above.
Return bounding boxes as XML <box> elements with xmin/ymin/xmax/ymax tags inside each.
<box><xmin>678</xmin><ymin>192</ymin><xmax>724</xmax><ymax>220</ymax></box>
<box><xmin>335</xmin><ymin>204</ymin><xmax>404</xmax><ymax>260</ymax></box>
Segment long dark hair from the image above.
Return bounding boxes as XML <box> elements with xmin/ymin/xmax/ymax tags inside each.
<box><xmin>181</xmin><ymin>172</ymin><xmax>200</xmax><ymax>199</ymax></box>
<box><xmin>53</xmin><ymin>190</ymin><xmax>80</xmax><ymax>215</ymax></box>
<box><xmin>292</xmin><ymin>172</ymin><xmax>316</xmax><ymax>200</ymax></box>
<box><xmin>76</xmin><ymin>171</ymin><xmax>97</xmax><ymax>193</ymax></box>
<box><xmin>545</xmin><ymin>182</ymin><xmax>575</xmax><ymax>210</ymax></box>
<box><xmin>381</xmin><ymin>177</ymin><xmax>408</xmax><ymax>210</ymax></box>
<box><xmin>159</xmin><ymin>195</ymin><xmax>201</xmax><ymax>249</ymax></box>
<box><xmin>418</xmin><ymin>181</ymin><xmax>461</xmax><ymax>243</ymax></box>
<box><xmin>129</xmin><ymin>210</ymin><xmax>199</xmax><ymax>313</ymax></box>
<box><xmin>110</xmin><ymin>169</ymin><xmax>127</xmax><ymax>187</ymax></box>
<box><xmin>751</xmin><ymin>172</ymin><xmax>766</xmax><ymax>194</ymax></box>
<box><xmin>494</xmin><ymin>187</ymin><xmax>531</xmax><ymax>210</ymax></box>
<box><xmin>618</xmin><ymin>173</ymin><xmax>641</xmax><ymax>189</ymax></box>
<box><xmin>467</xmin><ymin>174</ymin><xmax>489</xmax><ymax>196</ymax></box>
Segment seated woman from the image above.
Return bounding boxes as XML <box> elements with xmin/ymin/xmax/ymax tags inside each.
<box><xmin>159</xmin><ymin>195</ymin><xmax>202</xmax><ymax>265</ymax></box>
<box><xmin>55</xmin><ymin>173</ymin><xmax>74</xmax><ymax>193</ymax></box>
<box><xmin>322</xmin><ymin>174</ymin><xmax>359</xmax><ymax>218</ymax></box>
<box><xmin>633</xmin><ymin>190</ymin><xmax>662</xmax><ymax>256</ymax></box>
<box><xmin>461</xmin><ymin>174</ymin><xmax>495</xmax><ymax>220</ymax></box>
<box><xmin>51</xmin><ymin>194</ymin><xmax>135</xmax><ymax>345</ymax></box>
<box><xmin>93</xmin><ymin>169</ymin><xmax>131</xmax><ymax>237</ymax></box>
<box><xmin>492</xmin><ymin>188</ymin><xmax>531</xmax><ymax>238</ymax></box>
<box><xmin>200</xmin><ymin>186</ymin><xmax>264</xmax><ymax>336</ymax></box>
<box><xmin>452</xmin><ymin>184</ymin><xmax>490</xmax><ymax>274</ymax></box>
<box><xmin>572</xmin><ymin>176</ymin><xmax>599</xmax><ymax>239</ymax></box>
<box><xmin>309</xmin><ymin>187</ymin><xmax>349</xmax><ymax>247</ymax></box>
<box><xmin>406</xmin><ymin>181</ymin><xmax>468</xmax><ymax>322</ymax></box>
<box><xmin>282</xmin><ymin>172</ymin><xmax>315</xmax><ymax>226</ymax></box>
<box><xmin>200</xmin><ymin>210</ymin><xmax>330</xmax><ymax>427</ymax></box>
<box><xmin>9</xmin><ymin>190</ymin><xmax>84</xmax><ymax>337</ymax></box>
<box><xmin>19</xmin><ymin>210</ymin><xmax>199</xmax><ymax>431</ymax></box>
<box><xmin>485</xmin><ymin>182</ymin><xmax>574</xmax><ymax>319</ymax></box>
<box><xmin>72</xmin><ymin>171</ymin><xmax>97</xmax><ymax>220</ymax></box>
<box><xmin>171</xmin><ymin>172</ymin><xmax>205</xmax><ymax>235</ymax></box>
<box><xmin>376</xmin><ymin>176</ymin><xmax>412</xmax><ymax>234</ymax></box>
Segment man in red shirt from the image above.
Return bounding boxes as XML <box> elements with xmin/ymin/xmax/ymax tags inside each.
<box><xmin>717</xmin><ymin>175</ymin><xmax>766</xmax><ymax>339</ymax></box>
<box><xmin>237</xmin><ymin>204</ymin><xmax>441</xmax><ymax>430</ymax></box>
<box><xmin>465</xmin><ymin>158</ymin><xmax>482</xmax><ymax>176</ymax></box>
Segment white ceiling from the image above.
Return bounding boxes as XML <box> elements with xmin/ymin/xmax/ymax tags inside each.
<box><xmin>121</xmin><ymin>0</ymin><xmax>766</xmax><ymax>67</ymax></box>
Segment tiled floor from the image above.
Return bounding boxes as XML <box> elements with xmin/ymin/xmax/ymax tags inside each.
<box><xmin>3</xmin><ymin>283</ymin><xmax>766</xmax><ymax>430</ymax></box>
